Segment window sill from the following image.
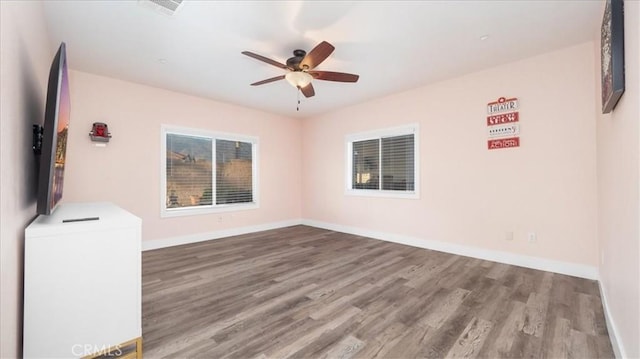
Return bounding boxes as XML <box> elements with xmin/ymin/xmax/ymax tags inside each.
<box><xmin>161</xmin><ymin>202</ymin><xmax>259</xmax><ymax>218</ymax></box>
<box><xmin>344</xmin><ymin>189</ymin><xmax>419</xmax><ymax>199</ymax></box>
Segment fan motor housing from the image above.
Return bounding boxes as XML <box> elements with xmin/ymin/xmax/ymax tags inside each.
<box><xmin>286</xmin><ymin>49</ymin><xmax>307</xmax><ymax>70</ymax></box>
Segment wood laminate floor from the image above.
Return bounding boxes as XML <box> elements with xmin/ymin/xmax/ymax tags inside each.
<box><xmin>142</xmin><ymin>225</ymin><xmax>613</xmax><ymax>358</ymax></box>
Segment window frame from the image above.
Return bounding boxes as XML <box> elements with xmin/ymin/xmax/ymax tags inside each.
<box><xmin>345</xmin><ymin>124</ymin><xmax>419</xmax><ymax>199</ymax></box>
<box><xmin>160</xmin><ymin>125</ymin><xmax>259</xmax><ymax>217</ymax></box>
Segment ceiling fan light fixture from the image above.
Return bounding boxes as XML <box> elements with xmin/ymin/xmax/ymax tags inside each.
<box><xmin>285</xmin><ymin>71</ymin><xmax>313</xmax><ymax>89</ymax></box>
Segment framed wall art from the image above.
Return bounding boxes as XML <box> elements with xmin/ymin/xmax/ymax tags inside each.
<box><xmin>601</xmin><ymin>0</ymin><xmax>625</xmax><ymax>114</ymax></box>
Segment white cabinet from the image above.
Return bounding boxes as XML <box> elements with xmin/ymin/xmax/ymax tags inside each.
<box><xmin>24</xmin><ymin>202</ymin><xmax>141</xmax><ymax>358</ymax></box>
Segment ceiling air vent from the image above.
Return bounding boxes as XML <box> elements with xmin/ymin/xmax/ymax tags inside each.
<box><xmin>138</xmin><ymin>0</ymin><xmax>184</xmax><ymax>16</ymax></box>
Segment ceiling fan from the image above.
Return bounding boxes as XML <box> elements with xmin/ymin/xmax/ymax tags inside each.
<box><xmin>241</xmin><ymin>41</ymin><xmax>359</xmax><ymax>99</ymax></box>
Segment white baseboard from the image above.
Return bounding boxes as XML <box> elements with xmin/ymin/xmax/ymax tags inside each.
<box><xmin>142</xmin><ymin>219</ymin><xmax>303</xmax><ymax>251</ymax></box>
<box><xmin>301</xmin><ymin>219</ymin><xmax>598</xmax><ymax>280</ymax></box>
<box><xmin>598</xmin><ymin>280</ymin><xmax>627</xmax><ymax>359</ymax></box>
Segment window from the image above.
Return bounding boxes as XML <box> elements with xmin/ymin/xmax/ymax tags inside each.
<box><xmin>161</xmin><ymin>126</ymin><xmax>258</xmax><ymax>217</ymax></box>
<box><xmin>346</xmin><ymin>124</ymin><xmax>418</xmax><ymax>198</ymax></box>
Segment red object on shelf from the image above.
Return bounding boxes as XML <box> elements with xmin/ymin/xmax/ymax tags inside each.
<box><xmin>89</xmin><ymin>122</ymin><xmax>111</xmax><ymax>142</ymax></box>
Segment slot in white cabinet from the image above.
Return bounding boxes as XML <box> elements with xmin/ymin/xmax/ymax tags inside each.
<box><xmin>24</xmin><ymin>202</ymin><xmax>141</xmax><ymax>358</ymax></box>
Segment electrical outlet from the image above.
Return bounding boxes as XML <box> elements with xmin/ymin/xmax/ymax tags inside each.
<box><xmin>505</xmin><ymin>231</ymin><xmax>514</xmax><ymax>241</ymax></box>
<box><xmin>527</xmin><ymin>232</ymin><xmax>537</xmax><ymax>243</ymax></box>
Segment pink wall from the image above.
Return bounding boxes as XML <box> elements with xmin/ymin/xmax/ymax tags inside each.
<box><xmin>595</xmin><ymin>0</ymin><xmax>640</xmax><ymax>356</ymax></box>
<box><xmin>0</xmin><ymin>2</ymin><xmax>52</xmax><ymax>357</ymax></box>
<box><xmin>3</xmin><ymin>3</ymin><xmax>637</xmax><ymax>357</ymax></box>
<box><xmin>302</xmin><ymin>42</ymin><xmax>599</xmax><ymax>267</ymax></box>
<box><xmin>63</xmin><ymin>71</ymin><xmax>302</xmax><ymax>242</ymax></box>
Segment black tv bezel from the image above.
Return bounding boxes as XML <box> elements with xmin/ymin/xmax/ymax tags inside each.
<box><xmin>36</xmin><ymin>42</ymin><xmax>68</xmax><ymax>216</ymax></box>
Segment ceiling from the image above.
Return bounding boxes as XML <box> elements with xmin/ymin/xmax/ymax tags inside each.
<box><xmin>41</xmin><ymin>0</ymin><xmax>603</xmax><ymax>119</ymax></box>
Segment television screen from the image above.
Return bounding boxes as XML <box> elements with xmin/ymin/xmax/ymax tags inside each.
<box><xmin>36</xmin><ymin>42</ymin><xmax>70</xmax><ymax>215</ymax></box>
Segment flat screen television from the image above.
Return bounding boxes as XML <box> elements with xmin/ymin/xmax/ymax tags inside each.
<box><xmin>36</xmin><ymin>42</ymin><xmax>70</xmax><ymax>215</ymax></box>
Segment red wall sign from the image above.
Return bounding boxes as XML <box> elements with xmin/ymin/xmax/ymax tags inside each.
<box><xmin>487</xmin><ymin>112</ymin><xmax>519</xmax><ymax>126</ymax></box>
<box><xmin>487</xmin><ymin>97</ymin><xmax>520</xmax><ymax>150</ymax></box>
<box><xmin>487</xmin><ymin>97</ymin><xmax>519</xmax><ymax>114</ymax></box>
<box><xmin>488</xmin><ymin>137</ymin><xmax>520</xmax><ymax>150</ymax></box>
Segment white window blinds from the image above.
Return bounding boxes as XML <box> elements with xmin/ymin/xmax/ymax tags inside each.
<box><xmin>381</xmin><ymin>134</ymin><xmax>415</xmax><ymax>191</ymax></box>
<box><xmin>216</xmin><ymin>139</ymin><xmax>253</xmax><ymax>204</ymax></box>
<box><xmin>162</xmin><ymin>127</ymin><xmax>258</xmax><ymax>216</ymax></box>
<box><xmin>347</xmin><ymin>124</ymin><xmax>418</xmax><ymax>197</ymax></box>
<box><xmin>166</xmin><ymin>133</ymin><xmax>213</xmax><ymax>208</ymax></box>
<box><xmin>352</xmin><ymin>139</ymin><xmax>379</xmax><ymax>190</ymax></box>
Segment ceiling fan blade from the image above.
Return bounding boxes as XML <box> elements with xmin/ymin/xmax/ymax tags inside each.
<box><xmin>300</xmin><ymin>83</ymin><xmax>315</xmax><ymax>98</ymax></box>
<box><xmin>242</xmin><ymin>51</ymin><xmax>290</xmax><ymax>70</ymax></box>
<box><xmin>300</xmin><ymin>41</ymin><xmax>335</xmax><ymax>70</ymax></box>
<box><xmin>309</xmin><ymin>71</ymin><xmax>359</xmax><ymax>83</ymax></box>
<box><xmin>250</xmin><ymin>75</ymin><xmax>285</xmax><ymax>86</ymax></box>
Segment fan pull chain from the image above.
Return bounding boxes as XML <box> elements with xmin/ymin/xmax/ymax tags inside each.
<box><xmin>297</xmin><ymin>87</ymin><xmax>301</xmax><ymax>111</ymax></box>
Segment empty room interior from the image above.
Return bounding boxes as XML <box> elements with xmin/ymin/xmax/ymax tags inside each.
<box><xmin>1</xmin><ymin>1</ymin><xmax>639</xmax><ymax>358</ymax></box>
